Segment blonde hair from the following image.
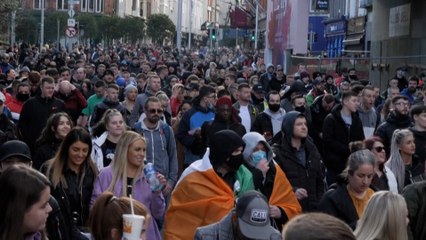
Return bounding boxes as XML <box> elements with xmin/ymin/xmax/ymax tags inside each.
<box><xmin>107</xmin><ymin>131</ymin><xmax>146</xmax><ymax>197</ymax></box>
<box><xmin>282</xmin><ymin>213</ymin><xmax>355</xmax><ymax>240</ymax></box>
<box><xmin>354</xmin><ymin>191</ymin><xmax>408</xmax><ymax>240</ymax></box>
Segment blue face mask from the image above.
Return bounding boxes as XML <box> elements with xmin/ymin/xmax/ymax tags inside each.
<box><xmin>251</xmin><ymin>150</ymin><xmax>267</xmax><ymax>166</ymax></box>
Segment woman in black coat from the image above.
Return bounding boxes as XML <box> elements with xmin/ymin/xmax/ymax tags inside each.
<box><xmin>318</xmin><ymin>149</ymin><xmax>376</xmax><ymax>230</ymax></box>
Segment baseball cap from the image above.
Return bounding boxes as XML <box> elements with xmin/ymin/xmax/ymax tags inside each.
<box><xmin>236</xmin><ymin>190</ymin><xmax>281</xmax><ymax>240</ymax></box>
<box><xmin>276</xmin><ymin>65</ymin><xmax>283</xmax><ymax>71</ymax></box>
<box><xmin>0</xmin><ymin>140</ymin><xmax>32</xmax><ymax>163</ymax></box>
<box><xmin>253</xmin><ymin>84</ymin><xmax>265</xmax><ymax>94</ymax></box>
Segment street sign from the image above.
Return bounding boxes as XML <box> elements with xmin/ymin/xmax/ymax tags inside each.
<box><xmin>65</xmin><ymin>26</ymin><xmax>77</xmax><ymax>38</ymax></box>
<box><xmin>67</xmin><ymin>18</ymin><xmax>75</xmax><ymax>27</ymax></box>
<box><xmin>68</xmin><ymin>9</ymin><xmax>75</xmax><ymax>18</ymax></box>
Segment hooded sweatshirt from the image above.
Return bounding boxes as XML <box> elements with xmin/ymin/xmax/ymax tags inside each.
<box><xmin>273</xmin><ymin>111</ymin><xmax>324</xmax><ymax>211</ymax></box>
<box><xmin>134</xmin><ymin>117</ymin><xmax>178</xmax><ymax>186</ymax></box>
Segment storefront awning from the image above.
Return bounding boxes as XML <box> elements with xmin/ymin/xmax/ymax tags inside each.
<box><xmin>343</xmin><ymin>33</ymin><xmax>364</xmax><ymax>45</ymax></box>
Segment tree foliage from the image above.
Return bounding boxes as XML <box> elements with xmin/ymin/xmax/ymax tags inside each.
<box><xmin>146</xmin><ymin>14</ymin><xmax>175</xmax><ymax>44</ymax></box>
<box><xmin>15</xmin><ymin>12</ymin><xmax>38</xmax><ymax>43</ymax></box>
<box><xmin>120</xmin><ymin>16</ymin><xmax>145</xmax><ymax>43</ymax></box>
<box><xmin>76</xmin><ymin>13</ymin><xmax>97</xmax><ymax>40</ymax></box>
<box><xmin>44</xmin><ymin>12</ymin><xmax>68</xmax><ymax>41</ymax></box>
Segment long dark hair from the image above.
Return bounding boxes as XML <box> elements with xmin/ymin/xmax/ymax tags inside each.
<box><xmin>45</xmin><ymin>127</ymin><xmax>98</xmax><ymax>188</ymax></box>
<box><xmin>0</xmin><ymin>165</ymin><xmax>50</xmax><ymax>239</ymax></box>
<box><xmin>36</xmin><ymin>112</ymin><xmax>73</xmax><ymax>147</ymax></box>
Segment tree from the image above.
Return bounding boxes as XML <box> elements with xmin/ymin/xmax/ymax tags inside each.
<box><xmin>146</xmin><ymin>14</ymin><xmax>175</xmax><ymax>44</ymax></box>
<box><xmin>97</xmin><ymin>15</ymin><xmax>122</xmax><ymax>45</ymax></box>
<box><xmin>120</xmin><ymin>16</ymin><xmax>145</xmax><ymax>44</ymax></box>
<box><xmin>44</xmin><ymin>12</ymin><xmax>68</xmax><ymax>42</ymax></box>
<box><xmin>0</xmin><ymin>0</ymin><xmax>20</xmax><ymax>43</ymax></box>
<box><xmin>76</xmin><ymin>13</ymin><xmax>98</xmax><ymax>41</ymax></box>
<box><xmin>15</xmin><ymin>12</ymin><xmax>38</xmax><ymax>43</ymax></box>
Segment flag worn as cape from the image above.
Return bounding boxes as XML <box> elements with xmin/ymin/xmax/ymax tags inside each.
<box><xmin>163</xmin><ymin>149</ymin><xmax>301</xmax><ymax>239</ymax></box>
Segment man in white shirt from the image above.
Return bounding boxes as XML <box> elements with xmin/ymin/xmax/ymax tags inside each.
<box><xmin>233</xmin><ymin>83</ymin><xmax>258</xmax><ymax>133</ymax></box>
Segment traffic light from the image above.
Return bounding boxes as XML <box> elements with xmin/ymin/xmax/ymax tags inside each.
<box><xmin>211</xmin><ymin>29</ymin><xmax>216</xmax><ymax>40</ymax></box>
<box><xmin>251</xmin><ymin>31</ymin><xmax>255</xmax><ymax>41</ymax></box>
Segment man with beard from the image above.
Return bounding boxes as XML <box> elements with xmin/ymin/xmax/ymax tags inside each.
<box><xmin>401</xmin><ymin>76</ymin><xmax>420</xmax><ymax>104</ymax></box>
<box><xmin>233</xmin><ymin>83</ymin><xmax>258</xmax><ymax>133</ymax></box>
<box><xmin>134</xmin><ymin>96</ymin><xmax>177</xmax><ymax>197</ymax></box>
<box><xmin>18</xmin><ymin>77</ymin><xmax>65</xmax><ymax>154</ymax></box>
<box><xmin>252</xmin><ymin>91</ymin><xmax>286</xmax><ymax>143</ymax></box>
<box><xmin>375</xmin><ymin>95</ymin><xmax>411</xmax><ymax>158</ymax></box>
<box><xmin>358</xmin><ymin>85</ymin><xmax>379</xmax><ymax>138</ymax></box>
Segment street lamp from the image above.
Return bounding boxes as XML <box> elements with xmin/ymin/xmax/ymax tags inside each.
<box><xmin>40</xmin><ymin>0</ymin><xmax>45</xmax><ymax>50</ymax></box>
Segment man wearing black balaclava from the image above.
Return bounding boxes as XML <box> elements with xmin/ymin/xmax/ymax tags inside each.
<box><xmin>208</xmin><ymin>130</ymin><xmax>247</xmax><ymax>190</ymax></box>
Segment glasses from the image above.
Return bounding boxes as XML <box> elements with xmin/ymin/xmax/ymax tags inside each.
<box><xmin>394</xmin><ymin>102</ymin><xmax>409</xmax><ymax>107</ymax></box>
<box><xmin>207</xmin><ymin>95</ymin><xmax>217</xmax><ymax>99</ymax></box>
<box><xmin>374</xmin><ymin>146</ymin><xmax>385</xmax><ymax>152</ymax></box>
<box><xmin>148</xmin><ymin>108</ymin><xmax>164</xmax><ymax>114</ymax></box>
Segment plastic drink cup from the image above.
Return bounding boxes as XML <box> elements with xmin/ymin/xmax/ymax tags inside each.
<box><xmin>122</xmin><ymin>214</ymin><xmax>145</xmax><ymax>240</ymax></box>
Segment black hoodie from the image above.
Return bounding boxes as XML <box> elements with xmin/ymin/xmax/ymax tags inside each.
<box><xmin>273</xmin><ymin>111</ymin><xmax>324</xmax><ymax>211</ymax></box>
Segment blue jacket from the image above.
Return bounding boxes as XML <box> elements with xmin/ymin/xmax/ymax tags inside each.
<box><xmin>176</xmin><ymin>103</ymin><xmax>215</xmax><ymax>164</ymax></box>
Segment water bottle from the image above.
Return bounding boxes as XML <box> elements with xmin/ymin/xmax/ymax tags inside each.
<box><xmin>144</xmin><ymin>162</ymin><xmax>163</xmax><ymax>191</ymax></box>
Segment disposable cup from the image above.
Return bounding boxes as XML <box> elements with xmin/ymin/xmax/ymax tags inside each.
<box><xmin>122</xmin><ymin>214</ymin><xmax>145</xmax><ymax>240</ymax></box>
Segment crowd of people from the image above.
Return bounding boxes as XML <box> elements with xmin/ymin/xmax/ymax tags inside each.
<box><xmin>0</xmin><ymin>42</ymin><xmax>425</xmax><ymax>240</ymax></box>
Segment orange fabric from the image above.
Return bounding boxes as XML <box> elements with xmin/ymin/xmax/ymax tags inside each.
<box><xmin>164</xmin><ymin>164</ymin><xmax>302</xmax><ymax>240</ymax></box>
<box><xmin>348</xmin><ymin>187</ymin><xmax>374</xmax><ymax>218</ymax></box>
<box><xmin>270</xmin><ymin>164</ymin><xmax>302</xmax><ymax>225</ymax></box>
<box><xmin>164</xmin><ymin>169</ymin><xmax>235</xmax><ymax>240</ymax></box>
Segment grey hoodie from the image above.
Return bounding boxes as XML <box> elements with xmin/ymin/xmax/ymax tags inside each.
<box><xmin>242</xmin><ymin>132</ymin><xmax>274</xmax><ymax>167</ymax></box>
<box><xmin>134</xmin><ymin>118</ymin><xmax>178</xmax><ymax>186</ymax></box>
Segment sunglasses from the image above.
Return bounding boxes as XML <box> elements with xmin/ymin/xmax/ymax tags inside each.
<box><xmin>374</xmin><ymin>146</ymin><xmax>385</xmax><ymax>152</ymax></box>
<box><xmin>148</xmin><ymin>108</ymin><xmax>164</xmax><ymax>114</ymax></box>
